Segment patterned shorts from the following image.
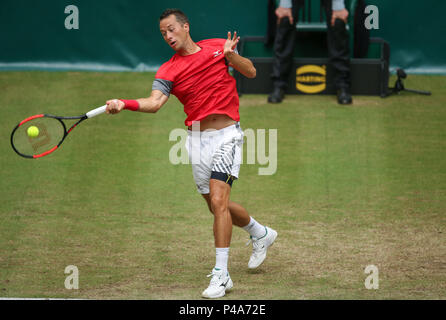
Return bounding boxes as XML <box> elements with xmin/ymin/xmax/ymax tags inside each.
<box><xmin>185</xmin><ymin>123</ymin><xmax>244</xmax><ymax>194</ymax></box>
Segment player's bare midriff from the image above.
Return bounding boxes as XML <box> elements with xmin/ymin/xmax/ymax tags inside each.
<box><xmin>187</xmin><ymin>114</ymin><xmax>236</xmax><ymax>131</ymax></box>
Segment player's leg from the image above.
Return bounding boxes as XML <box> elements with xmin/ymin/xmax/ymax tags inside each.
<box><xmin>202</xmin><ymin>194</ymin><xmax>269</xmax><ymax>238</ymax></box>
<box><xmin>186</xmin><ymin>129</ymin><xmax>234</xmax><ymax>298</ymax></box>
<box><xmin>201</xmin><ymin>191</ymin><xmax>277</xmax><ymax>269</ymax></box>
<box><xmin>202</xmin><ymin>178</ymin><xmax>234</xmax><ymax>299</ymax></box>
<box><xmin>202</xmin><ymin>194</ymin><xmax>250</xmax><ymax>227</ymax></box>
<box><xmin>209</xmin><ymin>179</ymin><xmax>233</xmax><ymax>248</ymax></box>
<box><xmin>209</xmin><ymin>124</ymin><xmax>277</xmax><ymax>270</ymax></box>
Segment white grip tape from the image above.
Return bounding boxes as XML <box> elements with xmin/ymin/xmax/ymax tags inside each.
<box><xmin>86</xmin><ymin>105</ymin><xmax>107</xmax><ymax>118</ymax></box>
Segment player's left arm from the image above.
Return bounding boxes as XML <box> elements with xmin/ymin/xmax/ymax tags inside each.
<box><xmin>224</xmin><ymin>31</ymin><xmax>256</xmax><ymax>79</ymax></box>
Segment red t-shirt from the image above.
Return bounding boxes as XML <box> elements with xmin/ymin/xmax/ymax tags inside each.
<box><xmin>154</xmin><ymin>39</ymin><xmax>240</xmax><ymax>126</ymax></box>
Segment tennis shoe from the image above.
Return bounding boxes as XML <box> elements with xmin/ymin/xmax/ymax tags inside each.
<box><xmin>247</xmin><ymin>226</ymin><xmax>278</xmax><ymax>269</ymax></box>
<box><xmin>201</xmin><ymin>268</ymin><xmax>233</xmax><ymax>299</ymax></box>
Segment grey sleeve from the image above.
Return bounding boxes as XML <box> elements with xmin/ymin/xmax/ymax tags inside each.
<box><xmin>332</xmin><ymin>0</ymin><xmax>345</xmax><ymax>11</ymax></box>
<box><xmin>152</xmin><ymin>79</ymin><xmax>173</xmax><ymax>97</ymax></box>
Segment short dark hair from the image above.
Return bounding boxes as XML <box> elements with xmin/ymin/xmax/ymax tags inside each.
<box><xmin>159</xmin><ymin>9</ymin><xmax>189</xmax><ymax>25</ymax></box>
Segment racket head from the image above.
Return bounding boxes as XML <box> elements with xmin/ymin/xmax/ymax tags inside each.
<box><xmin>10</xmin><ymin>115</ymin><xmax>67</xmax><ymax>159</ymax></box>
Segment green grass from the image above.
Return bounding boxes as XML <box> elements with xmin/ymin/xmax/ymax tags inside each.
<box><xmin>0</xmin><ymin>71</ymin><xmax>445</xmax><ymax>299</ymax></box>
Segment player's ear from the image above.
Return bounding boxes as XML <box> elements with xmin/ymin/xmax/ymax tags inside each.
<box><xmin>183</xmin><ymin>22</ymin><xmax>190</xmax><ymax>33</ymax></box>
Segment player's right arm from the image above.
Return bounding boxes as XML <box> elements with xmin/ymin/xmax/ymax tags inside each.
<box><xmin>136</xmin><ymin>89</ymin><xmax>169</xmax><ymax>113</ymax></box>
<box><xmin>105</xmin><ymin>89</ymin><xmax>169</xmax><ymax>114</ymax></box>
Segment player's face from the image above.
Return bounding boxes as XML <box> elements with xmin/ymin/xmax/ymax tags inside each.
<box><xmin>159</xmin><ymin>15</ymin><xmax>189</xmax><ymax>51</ymax></box>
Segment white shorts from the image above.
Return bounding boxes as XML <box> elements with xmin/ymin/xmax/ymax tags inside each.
<box><xmin>185</xmin><ymin>123</ymin><xmax>244</xmax><ymax>194</ymax></box>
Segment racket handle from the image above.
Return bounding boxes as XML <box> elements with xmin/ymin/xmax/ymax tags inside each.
<box><xmin>86</xmin><ymin>105</ymin><xmax>107</xmax><ymax>118</ymax></box>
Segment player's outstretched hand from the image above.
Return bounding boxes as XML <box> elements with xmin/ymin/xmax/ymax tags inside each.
<box><xmin>105</xmin><ymin>99</ymin><xmax>125</xmax><ymax>114</ymax></box>
<box><xmin>224</xmin><ymin>31</ymin><xmax>240</xmax><ymax>57</ymax></box>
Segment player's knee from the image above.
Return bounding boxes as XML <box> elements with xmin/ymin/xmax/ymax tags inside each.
<box><xmin>210</xmin><ymin>195</ymin><xmax>228</xmax><ymax>215</ymax></box>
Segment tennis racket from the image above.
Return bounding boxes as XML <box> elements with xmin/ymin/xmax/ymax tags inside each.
<box><xmin>10</xmin><ymin>105</ymin><xmax>107</xmax><ymax>159</ymax></box>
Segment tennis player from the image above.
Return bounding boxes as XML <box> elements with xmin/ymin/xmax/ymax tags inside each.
<box><xmin>105</xmin><ymin>8</ymin><xmax>277</xmax><ymax>299</ymax></box>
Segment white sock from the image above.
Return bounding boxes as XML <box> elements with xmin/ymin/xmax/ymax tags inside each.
<box><xmin>242</xmin><ymin>217</ymin><xmax>267</xmax><ymax>239</ymax></box>
<box><xmin>215</xmin><ymin>247</ymin><xmax>229</xmax><ymax>273</ymax></box>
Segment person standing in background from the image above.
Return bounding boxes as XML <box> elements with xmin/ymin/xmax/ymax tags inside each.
<box><xmin>268</xmin><ymin>0</ymin><xmax>353</xmax><ymax>105</ymax></box>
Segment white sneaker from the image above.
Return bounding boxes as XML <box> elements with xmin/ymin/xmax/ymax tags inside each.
<box><xmin>247</xmin><ymin>226</ymin><xmax>278</xmax><ymax>269</ymax></box>
<box><xmin>201</xmin><ymin>268</ymin><xmax>233</xmax><ymax>299</ymax></box>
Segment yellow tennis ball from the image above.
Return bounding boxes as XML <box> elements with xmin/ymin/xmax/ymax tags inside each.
<box><xmin>27</xmin><ymin>126</ymin><xmax>39</xmax><ymax>138</ymax></box>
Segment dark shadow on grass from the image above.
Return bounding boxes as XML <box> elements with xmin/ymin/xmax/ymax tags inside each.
<box><xmin>246</xmin><ymin>268</ymin><xmax>267</xmax><ymax>275</ymax></box>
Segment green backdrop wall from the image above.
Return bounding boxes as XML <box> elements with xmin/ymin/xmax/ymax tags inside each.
<box><xmin>1</xmin><ymin>0</ymin><xmax>445</xmax><ymax>74</ymax></box>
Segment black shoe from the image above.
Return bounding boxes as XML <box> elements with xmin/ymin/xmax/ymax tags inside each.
<box><xmin>337</xmin><ymin>87</ymin><xmax>353</xmax><ymax>105</ymax></box>
<box><xmin>268</xmin><ymin>87</ymin><xmax>285</xmax><ymax>104</ymax></box>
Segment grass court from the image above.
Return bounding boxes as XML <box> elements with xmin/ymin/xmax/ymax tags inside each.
<box><xmin>0</xmin><ymin>71</ymin><xmax>445</xmax><ymax>299</ymax></box>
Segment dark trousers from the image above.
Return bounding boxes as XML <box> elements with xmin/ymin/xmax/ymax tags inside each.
<box><xmin>272</xmin><ymin>0</ymin><xmax>351</xmax><ymax>91</ymax></box>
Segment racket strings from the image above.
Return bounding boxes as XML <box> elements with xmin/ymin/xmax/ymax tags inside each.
<box><xmin>12</xmin><ymin>117</ymin><xmax>65</xmax><ymax>157</ymax></box>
